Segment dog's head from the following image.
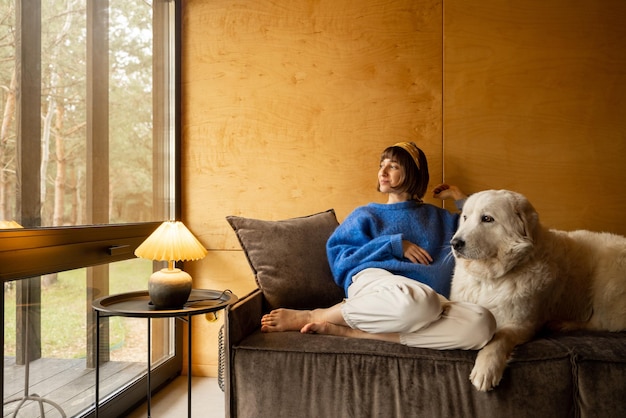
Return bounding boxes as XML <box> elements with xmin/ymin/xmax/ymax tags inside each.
<box><xmin>451</xmin><ymin>189</ymin><xmax>539</xmax><ymax>280</ymax></box>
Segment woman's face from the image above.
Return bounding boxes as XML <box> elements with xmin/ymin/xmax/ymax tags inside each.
<box><xmin>378</xmin><ymin>158</ymin><xmax>405</xmax><ymax>193</ymax></box>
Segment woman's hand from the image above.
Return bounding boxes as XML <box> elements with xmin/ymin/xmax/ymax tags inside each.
<box><xmin>432</xmin><ymin>183</ymin><xmax>467</xmax><ymax>201</ymax></box>
<box><xmin>402</xmin><ymin>240</ymin><xmax>433</xmax><ymax>265</ymax></box>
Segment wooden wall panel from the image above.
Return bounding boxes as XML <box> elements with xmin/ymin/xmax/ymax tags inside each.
<box><xmin>444</xmin><ymin>0</ymin><xmax>626</xmax><ymax>234</ymax></box>
<box><xmin>182</xmin><ymin>0</ymin><xmax>626</xmax><ymax>378</ymax></box>
<box><xmin>182</xmin><ymin>0</ymin><xmax>443</xmax><ymax>376</ymax></box>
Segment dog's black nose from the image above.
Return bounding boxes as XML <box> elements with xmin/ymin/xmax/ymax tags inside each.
<box><xmin>451</xmin><ymin>238</ymin><xmax>465</xmax><ymax>251</ymax></box>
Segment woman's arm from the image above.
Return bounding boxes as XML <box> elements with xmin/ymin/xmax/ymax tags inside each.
<box><xmin>326</xmin><ymin>210</ymin><xmax>403</xmax><ymax>290</ymax></box>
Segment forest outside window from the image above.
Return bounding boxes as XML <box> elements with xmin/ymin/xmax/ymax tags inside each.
<box><xmin>2</xmin><ymin>0</ymin><xmax>181</xmax><ymax>416</ymax></box>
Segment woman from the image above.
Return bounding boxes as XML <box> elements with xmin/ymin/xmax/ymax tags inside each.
<box><xmin>261</xmin><ymin>142</ymin><xmax>495</xmax><ymax>350</ymax></box>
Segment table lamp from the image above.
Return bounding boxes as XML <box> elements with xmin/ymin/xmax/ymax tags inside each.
<box><xmin>0</xmin><ymin>220</ymin><xmax>23</xmax><ymax>229</ymax></box>
<box><xmin>134</xmin><ymin>220</ymin><xmax>208</xmax><ymax>309</ymax></box>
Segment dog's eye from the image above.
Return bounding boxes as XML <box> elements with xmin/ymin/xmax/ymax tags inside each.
<box><xmin>481</xmin><ymin>215</ymin><xmax>494</xmax><ymax>223</ymax></box>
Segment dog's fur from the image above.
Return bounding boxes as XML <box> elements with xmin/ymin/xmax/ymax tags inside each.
<box><xmin>450</xmin><ymin>189</ymin><xmax>626</xmax><ymax>391</ymax></box>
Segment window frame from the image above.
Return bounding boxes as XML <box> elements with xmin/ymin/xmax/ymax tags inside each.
<box><xmin>0</xmin><ymin>223</ymin><xmax>162</xmax><ymax>282</ymax></box>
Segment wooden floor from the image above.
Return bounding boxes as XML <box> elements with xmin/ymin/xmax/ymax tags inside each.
<box><xmin>3</xmin><ymin>357</ymin><xmax>146</xmax><ymax>418</ymax></box>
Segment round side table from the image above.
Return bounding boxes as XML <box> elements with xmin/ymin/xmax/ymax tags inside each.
<box><xmin>92</xmin><ymin>289</ymin><xmax>237</xmax><ymax>417</ymax></box>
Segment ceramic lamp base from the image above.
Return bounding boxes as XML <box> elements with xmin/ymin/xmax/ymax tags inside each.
<box><xmin>148</xmin><ymin>268</ymin><xmax>192</xmax><ymax>309</ymax></box>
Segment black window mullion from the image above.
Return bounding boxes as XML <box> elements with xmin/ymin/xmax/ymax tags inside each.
<box><xmin>86</xmin><ymin>0</ymin><xmax>111</xmax><ymax>369</ymax></box>
<box><xmin>16</xmin><ymin>0</ymin><xmax>42</xmax><ymax>228</ymax></box>
<box><xmin>15</xmin><ymin>0</ymin><xmax>42</xmax><ymax>366</ymax></box>
<box><xmin>86</xmin><ymin>0</ymin><xmax>109</xmax><ymax>225</ymax></box>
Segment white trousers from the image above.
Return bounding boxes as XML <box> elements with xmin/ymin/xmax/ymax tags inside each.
<box><xmin>341</xmin><ymin>268</ymin><xmax>495</xmax><ymax>350</ymax></box>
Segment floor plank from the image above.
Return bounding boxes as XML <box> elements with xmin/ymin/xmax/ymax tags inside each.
<box><xmin>3</xmin><ymin>357</ymin><xmax>145</xmax><ymax>418</ymax></box>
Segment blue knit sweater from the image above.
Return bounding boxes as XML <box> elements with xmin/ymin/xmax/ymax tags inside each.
<box><xmin>326</xmin><ymin>200</ymin><xmax>459</xmax><ymax>298</ymax></box>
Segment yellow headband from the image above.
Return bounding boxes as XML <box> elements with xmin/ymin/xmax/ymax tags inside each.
<box><xmin>393</xmin><ymin>142</ymin><xmax>421</xmax><ymax>170</ymax></box>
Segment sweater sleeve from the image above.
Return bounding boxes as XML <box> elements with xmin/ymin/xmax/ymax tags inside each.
<box><xmin>326</xmin><ymin>210</ymin><xmax>403</xmax><ymax>293</ymax></box>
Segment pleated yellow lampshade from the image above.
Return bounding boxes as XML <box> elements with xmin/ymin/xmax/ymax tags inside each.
<box><xmin>134</xmin><ymin>221</ymin><xmax>208</xmax><ymax>262</ymax></box>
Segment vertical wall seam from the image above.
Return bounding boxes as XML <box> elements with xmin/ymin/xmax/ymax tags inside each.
<box><xmin>441</xmin><ymin>0</ymin><xmax>446</xmax><ymax>207</ymax></box>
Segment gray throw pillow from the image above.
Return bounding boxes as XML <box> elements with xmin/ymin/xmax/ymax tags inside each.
<box><xmin>226</xmin><ymin>210</ymin><xmax>344</xmax><ymax>310</ymax></box>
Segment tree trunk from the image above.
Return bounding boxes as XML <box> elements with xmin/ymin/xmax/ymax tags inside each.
<box><xmin>53</xmin><ymin>86</ymin><xmax>66</xmax><ymax>226</ymax></box>
<box><xmin>0</xmin><ymin>67</ymin><xmax>17</xmax><ymax>220</ymax></box>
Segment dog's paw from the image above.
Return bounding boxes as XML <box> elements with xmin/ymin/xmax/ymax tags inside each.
<box><xmin>469</xmin><ymin>351</ymin><xmax>507</xmax><ymax>391</ymax></box>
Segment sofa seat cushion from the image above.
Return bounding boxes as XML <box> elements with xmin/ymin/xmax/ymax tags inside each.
<box><xmin>229</xmin><ymin>330</ymin><xmax>626</xmax><ymax>418</ymax></box>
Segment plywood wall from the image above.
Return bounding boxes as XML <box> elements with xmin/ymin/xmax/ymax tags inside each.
<box><xmin>444</xmin><ymin>0</ymin><xmax>626</xmax><ymax>234</ymax></box>
<box><xmin>182</xmin><ymin>0</ymin><xmax>626</xmax><ymax>376</ymax></box>
<box><xmin>182</xmin><ymin>0</ymin><xmax>443</xmax><ymax>376</ymax></box>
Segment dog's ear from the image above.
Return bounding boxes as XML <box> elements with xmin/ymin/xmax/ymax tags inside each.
<box><xmin>512</xmin><ymin>192</ymin><xmax>539</xmax><ymax>240</ymax></box>
<box><xmin>499</xmin><ymin>191</ymin><xmax>537</xmax><ymax>271</ymax></box>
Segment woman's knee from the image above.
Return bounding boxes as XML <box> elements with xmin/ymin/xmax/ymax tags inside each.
<box><xmin>392</xmin><ymin>284</ymin><xmax>442</xmax><ymax>332</ymax></box>
<box><xmin>344</xmin><ymin>274</ymin><xmax>444</xmax><ymax>334</ymax></box>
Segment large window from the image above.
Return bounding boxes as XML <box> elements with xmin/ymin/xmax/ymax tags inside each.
<box><xmin>2</xmin><ymin>0</ymin><xmax>181</xmax><ymax>417</ymax></box>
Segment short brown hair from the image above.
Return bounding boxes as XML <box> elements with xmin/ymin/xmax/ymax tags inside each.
<box><xmin>379</xmin><ymin>143</ymin><xmax>429</xmax><ymax>201</ymax></box>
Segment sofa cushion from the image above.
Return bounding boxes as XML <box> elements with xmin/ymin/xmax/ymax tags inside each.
<box><xmin>226</xmin><ymin>209</ymin><xmax>344</xmax><ymax>310</ymax></box>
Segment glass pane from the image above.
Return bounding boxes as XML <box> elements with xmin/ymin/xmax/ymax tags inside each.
<box><xmin>0</xmin><ymin>0</ymin><xmax>171</xmax><ymax>228</ymax></box>
<box><xmin>3</xmin><ymin>259</ymin><xmax>174</xmax><ymax>417</ymax></box>
<box><xmin>109</xmin><ymin>0</ymin><xmax>159</xmax><ymax>224</ymax></box>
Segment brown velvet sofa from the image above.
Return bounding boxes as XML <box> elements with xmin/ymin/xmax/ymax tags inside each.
<box><xmin>224</xmin><ymin>210</ymin><xmax>626</xmax><ymax>418</ymax></box>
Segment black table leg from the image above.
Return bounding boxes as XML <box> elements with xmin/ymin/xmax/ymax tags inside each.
<box><xmin>95</xmin><ymin>311</ymin><xmax>100</xmax><ymax>418</ymax></box>
<box><xmin>188</xmin><ymin>314</ymin><xmax>192</xmax><ymax>418</ymax></box>
<box><xmin>147</xmin><ymin>318</ymin><xmax>152</xmax><ymax>417</ymax></box>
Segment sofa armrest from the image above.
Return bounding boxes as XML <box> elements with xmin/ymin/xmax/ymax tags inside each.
<box><xmin>225</xmin><ymin>288</ymin><xmax>264</xmax><ymax>346</ymax></box>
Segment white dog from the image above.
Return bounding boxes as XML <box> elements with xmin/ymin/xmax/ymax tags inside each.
<box><xmin>450</xmin><ymin>189</ymin><xmax>626</xmax><ymax>392</ymax></box>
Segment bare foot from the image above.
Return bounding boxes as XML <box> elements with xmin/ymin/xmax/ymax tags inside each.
<box><xmin>261</xmin><ymin>303</ymin><xmax>347</xmax><ymax>332</ymax></box>
<box><xmin>301</xmin><ymin>321</ymin><xmax>400</xmax><ymax>344</ymax></box>
<box><xmin>301</xmin><ymin>321</ymin><xmax>353</xmax><ymax>337</ymax></box>
<box><xmin>261</xmin><ymin>308</ymin><xmax>312</xmax><ymax>332</ymax></box>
